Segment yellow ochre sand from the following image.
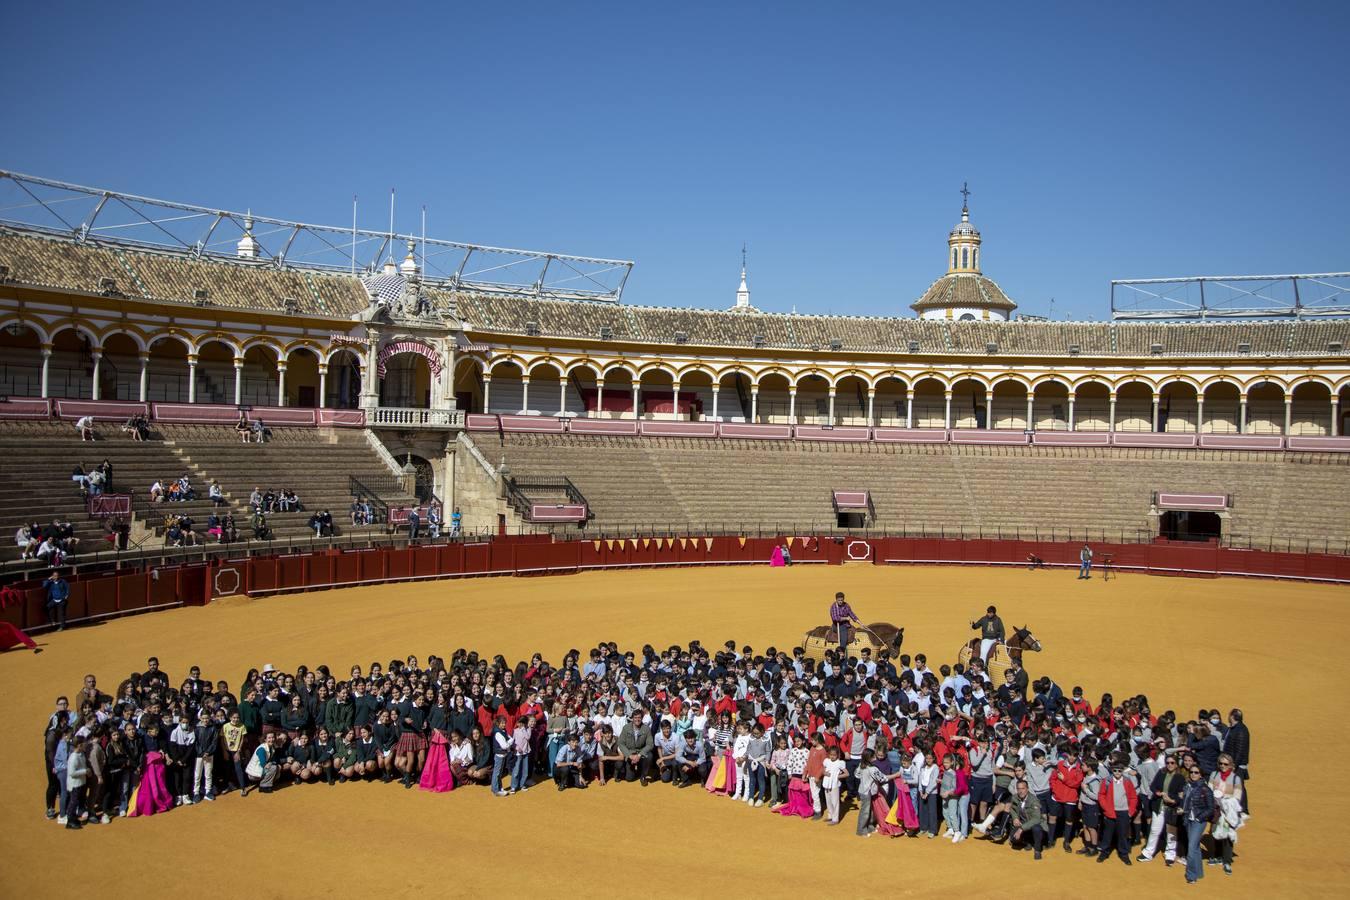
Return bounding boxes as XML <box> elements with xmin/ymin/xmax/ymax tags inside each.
<box><xmin>2</xmin><ymin>565</ymin><xmax>1347</xmax><ymax>899</ymax></box>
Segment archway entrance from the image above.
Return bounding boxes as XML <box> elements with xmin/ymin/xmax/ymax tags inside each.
<box><xmin>400</xmin><ymin>453</ymin><xmax>435</xmax><ymax>502</ymax></box>
<box><xmin>380</xmin><ymin>353</ymin><xmax>431</xmax><ymax>408</ymax></box>
<box><xmin>1159</xmin><ymin>510</ymin><xmax>1222</xmax><ymax>542</ymax></box>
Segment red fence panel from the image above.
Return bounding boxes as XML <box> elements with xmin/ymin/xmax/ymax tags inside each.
<box><xmin>387</xmin><ymin>548</ymin><xmax>413</xmax><ymax>580</ymax></box>
<box><xmin>305</xmin><ymin>553</ymin><xmax>335</xmax><ymax>589</ymax></box>
<box><xmin>439</xmin><ymin>543</ymin><xmax>464</xmax><ymax>575</ymax></box>
<box><xmin>85</xmin><ymin>576</ymin><xmax>119</xmax><ymax>618</ymax></box>
<box><xmin>250</xmin><ymin>558</ymin><xmax>279</xmax><ymax>593</ymax></box>
<box><xmin>358</xmin><ymin>549</ymin><xmax>387</xmax><ymax>582</ymax></box>
<box><xmin>278</xmin><ymin>555</ymin><xmax>308</xmax><ymax>590</ymax></box>
<box><xmin>462</xmin><ymin>543</ymin><xmax>491</xmax><ymax>574</ymax></box>
<box><xmin>148</xmin><ymin>569</ymin><xmax>180</xmax><ymax>606</ymax></box>
<box><xmin>332</xmin><ymin>551</ymin><xmax>361</xmax><ymax>585</ymax></box>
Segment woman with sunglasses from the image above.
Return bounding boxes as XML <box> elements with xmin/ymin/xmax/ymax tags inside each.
<box><xmin>1207</xmin><ymin>753</ymin><xmax>1245</xmax><ymax>875</ymax></box>
<box><xmin>1181</xmin><ymin>764</ymin><xmax>1216</xmax><ymax>884</ymax></box>
<box><xmin>1138</xmin><ymin>751</ymin><xmax>1185</xmax><ymax>864</ymax></box>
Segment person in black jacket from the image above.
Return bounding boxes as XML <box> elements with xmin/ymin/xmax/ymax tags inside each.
<box><xmin>1224</xmin><ymin>708</ymin><xmax>1251</xmax><ymax>812</ymax></box>
<box><xmin>259</xmin><ymin>685</ymin><xmax>285</xmax><ymax>738</ymax></box>
<box><xmin>193</xmin><ymin>712</ymin><xmax>220</xmax><ymax>802</ymax></box>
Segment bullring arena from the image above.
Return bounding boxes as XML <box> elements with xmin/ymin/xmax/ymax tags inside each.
<box><xmin>0</xmin><ymin>173</ymin><xmax>1348</xmax><ymax>899</ymax></box>
<box><xmin>2</xmin><ymin>563</ymin><xmax>1349</xmax><ymax>899</ymax></box>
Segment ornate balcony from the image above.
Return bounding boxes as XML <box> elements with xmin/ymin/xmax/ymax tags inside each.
<box><xmin>369</xmin><ymin>406</ymin><xmax>465</xmax><ymax>429</ymax></box>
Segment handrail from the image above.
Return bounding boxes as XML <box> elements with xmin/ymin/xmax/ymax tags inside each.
<box><xmin>456</xmin><ymin>431</ymin><xmax>497</xmax><ymax>480</ymax></box>
<box><xmin>349</xmin><ymin>475</ymin><xmax>389</xmax><ymax>522</ymax></box>
<box><xmin>502</xmin><ymin>474</ymin><xmax>591</xmax><ymax>520</ymax></box>
<box><xmin>363</xmin><ymin>427</ymin><xmax>405</xmax><ymax>479</ymax></box>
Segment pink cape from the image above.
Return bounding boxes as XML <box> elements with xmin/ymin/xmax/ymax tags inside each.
<box><xmin>776</xmin><ymin>775</ymin><xmax>814</xmax><ymax>818</ymax></box>
<box><xmin>0</xmin><ymin>621</ymin><xmax>37</xmax><ymax>650</ymax></box>
<box><xmin>704</xmin><ymin>749</ymin><xmax>738</xmax><ymax>794</ymax></box>
<box><xmin>128</xmin><ymin>751</ymin><xmax>174</xmax><ymax>816</ymax></box>
<box><xmin>419</xmin><ymin>731</ymin><xmax>455</xmax><ymax>793</ymax></box>
<box><xmin>770</xmin><ymin>546</ymin><xmax>785</xmax><ymax>567</ymax></box>
<box><xmin>879</xmin><ymin>787</ymin><xmax>919</xmax><ymax>834</ymax></box>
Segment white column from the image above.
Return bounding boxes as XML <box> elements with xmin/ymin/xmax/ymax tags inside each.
<box><xmin>943</xmin><ymin>392</ymin><xmax>952</xmax><ymax>430</ymax></box>
<box><xmin>559</xmin><ymin>378</ymin><xmax>567</xmax><ymax>416</ymax></box>
<box><xmin>318</xmin><ymin>364</ymin><xmax>328</xmax><ymax>408</ymax></box>
<box><xmin>1284</xmin><ymin>398</ymin><xmax>1293</xmax><ymax>435</ymax></box>
<box><xmin>751</xmin><ymin>387</ymin><xmax>759</xmax><ymax>423</ymax></box>
<box><xmin>1238</xmin><ymin>396</ymin><xmax>1247</xmax><ymax>433</ymax></box>
<box><xmin>984</xmin><ymin>391</ymin><xmax>993</xmax><ymax>429</ymax></box>
<box><xmin>711</xmin><ymin>385</ymin><xmax>720</xmax><ymax>421</ymax></box>
<box><xmin>671</xmin><ymin>381</ymin><xmax>681</xmax><ymax>421</ymax></box>
<box><xmin>1067</xmin><ymin>393</ymin><xmax>1076</xmax><ymax>432</ymax></box>
<box><xmin>521</xmin><ymin>376</ymin><xmax>530</xmax><ymax>414</ymax></box>
<box><xmin>1331</xmin><ymin>398</ymin><xmax>1340</xmax><ymax>436</ymax></box>
<box><xmin>187</xmin><ymin>355</ymin><xmax>198</xmax><ymax>404</ymax></box>
<box><xmin>39</xmin><ymin>345</ymin><xmax>52</xmax><ymax>398</ymax></box>
<box><xmin>828</xmin><ymin>389</ymin><xmax>836</xmax><ymax>425</ymax></box>
<box><xmin>138</xmin><ymin>353</ymin><xmax>149</xmax><ymax>402</ymax></box>
<box><xmin>594</xmin><ymin>379</ymin><xmax>604</xmax><ymax>418</ymax></box>
<box><xmin>481</xmin><ymin>375</ymin><xmax>492</xmax><ymax>414</ymax></box>
<box><xmin>1196</xmin><ymin>396</ymin><xmax>1205</xmax><ymax>434</ymax></box>
<box><xmin>90</xmin><ymin>350</ymin><xmax>103</xmax><ymax>400</ymax></box>
<box><xmin>1108</xmin><ymin>395</ymin><xmax>1117</xmax><ymax>432</ymax></box>
<box><xmin>906</xmin><ymin>394</ymin><xmax>914</xmax><ymax>429</ymax></box>
<box><xmin>233</xmin><ymin>359</ymin><xmax>243</xmax><ymax>406</ymax></box>
<box><xmin>788</xmin><ymin>388</ymin><xmax>797</xmax><ymax>425</ymax></box>
<box><xmin>1151</xmin><ymin>394</ymin><xmax>1160</xmax><ymax>432</ymax></box>
<box><xmin>276</xmin><ymin>362</ymin><xmax>287</xmax><ymax>408</ymax></box>
<box><xmin>630</xmin><ymin>382</ymin><xmax>639</xmax><ymax>419</ymax></box>
<box><xmin>1026</xmin><ymin>395</ymin><xmax>1035</xmax><ymax>431</ymax></box>
<box><xmin>866</xmin><ymin>389</ymin><xmax>875</xmax><ymax>425</ymax></box>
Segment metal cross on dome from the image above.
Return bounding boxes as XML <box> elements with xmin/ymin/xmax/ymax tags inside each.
<box><xmin>960</xmin><ymin>182</ymin><xmax>971</xmax><ymax>207</ymax></box>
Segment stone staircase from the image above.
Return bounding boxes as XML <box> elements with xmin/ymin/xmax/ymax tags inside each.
<box><xmin>158</xmin><ymin>425</ymin><xmax>418</xmax><ymax>538</ymax></box>
<box><xmin>0</xmin><ymin>421</ymin><xmax>420</xmax><ymax>562</ymax></box>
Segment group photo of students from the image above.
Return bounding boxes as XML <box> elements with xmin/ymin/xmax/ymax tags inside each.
<box><xmin>43</xmin><ymin>616</ymin><xmax>1250</xmax><ymax>885</ymax></box>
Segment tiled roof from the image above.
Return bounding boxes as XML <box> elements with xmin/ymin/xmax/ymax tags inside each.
<box><xmin>911</xmin><ymin>273</ymin><xmax>1017</xmax><ymax>313</ymax></box>
<box><xmin>2</xmin><ymin>228</ymin><xmax>1347</xmax><ymax>357</ymax></box>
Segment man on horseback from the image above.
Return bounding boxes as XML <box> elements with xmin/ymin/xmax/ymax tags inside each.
<box><xmin>970</xmin><ymin>605</ymin><xmax>1006</xmax><ymax>665</ymax></box>
<box><xmin>830</xmin><ymin>592</ymin><xmax>861</xmax><ymax>654</ymax></box>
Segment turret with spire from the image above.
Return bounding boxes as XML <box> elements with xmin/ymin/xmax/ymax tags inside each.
<box><xmin>730</xmin><ymin>243</ymin><xmax>760</xmax><ymax>313</ymax></box>
<box><xmin>236</xmin><ymin>212</ymin><xmax>259</xmax><ymax>259</ymax></box>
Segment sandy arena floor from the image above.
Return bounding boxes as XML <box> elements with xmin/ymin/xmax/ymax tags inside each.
<box><xmin>2</xmin><ymin>564</ymin><xmax>1347</xmax><ymax>899</ymax></box>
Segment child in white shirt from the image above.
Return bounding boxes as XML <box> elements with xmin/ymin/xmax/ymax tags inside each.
<box><xmin>731</xmin><ymin>721</ymin><xmax>752</xmax><ymax>801</ymax></box>
<box><xmin>821</xmin><ymin>745</ymin><xmax>849</xmax><ymax>825</ymax></box>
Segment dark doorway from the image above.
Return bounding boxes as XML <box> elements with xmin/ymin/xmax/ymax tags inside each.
<box><xmin>1159</xmin><ymin>510</ymin><xmax>1221</xmax><ymax>542</ymax></box>
<box><xmin>836</xmin><ymin>511</ymin><xmax>866</xmax><ymax>529</ymax></box>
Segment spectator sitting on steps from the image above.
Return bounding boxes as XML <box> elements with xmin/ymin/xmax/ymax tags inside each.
<box><xmin>235</xmin><ymin>411</ymin><xmax>251</xmax><ymax>444</ymax></box>
<box><xmin>75</xmin><ymin>415</ymin><xmax>95</xmax><ymax>442</ymax></box>
<box><xmin>250</xmin><ymin>418</ymin><xmax>267</xmax><ymax>443</ymax></box>
<box><xmin>251</xmin><ymin>510</ymin><xmax>271</xmax><ymax>541</ymax></box>
<box><xmin>209</xmin><ymin>480</ymin><xmax>226</xmax><ymax>506</ymax></box>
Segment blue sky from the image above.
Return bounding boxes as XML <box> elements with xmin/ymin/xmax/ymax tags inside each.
<box><xmin>2</xmin><ymin>1</ymin><xmax>1347</xmax><ymax>319</ymax></box>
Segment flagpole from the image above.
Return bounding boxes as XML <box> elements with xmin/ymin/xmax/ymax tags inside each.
<box><xmin>351</xmin><ymin>194</ymin><xmax>357</xmax><ymax>274</ymax></box>
<box><xmin>388</xmin><ymin>188</ymin><xmax>395</xmax><ymax>263</ymax></box>
<box><xmin>421</xmin><ymin>205</ymin><xmax>426</xmax><ymax>275</ymax></box>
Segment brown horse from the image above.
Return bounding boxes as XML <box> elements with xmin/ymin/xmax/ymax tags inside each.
<box><xmin>802</xmin><ymin>621</ymin><xmax>904</xmax><ymax>659</ymax></box>
<box><xmin>959</xmin><ymin>624</ymin><xmax>1042</xmax><ymax>682</ymax></box>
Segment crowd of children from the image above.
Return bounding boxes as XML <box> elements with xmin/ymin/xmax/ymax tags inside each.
<box><xmin>44</xmin><ymin>633</ymin><xmax>1249</xmax><ymax>884</ymax></box>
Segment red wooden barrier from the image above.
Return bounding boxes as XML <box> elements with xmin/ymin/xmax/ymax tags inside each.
<box><xmin>6</xmin><ymin>532</ymin><xmax>1347</xmax><ymax>639</ymax></box>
